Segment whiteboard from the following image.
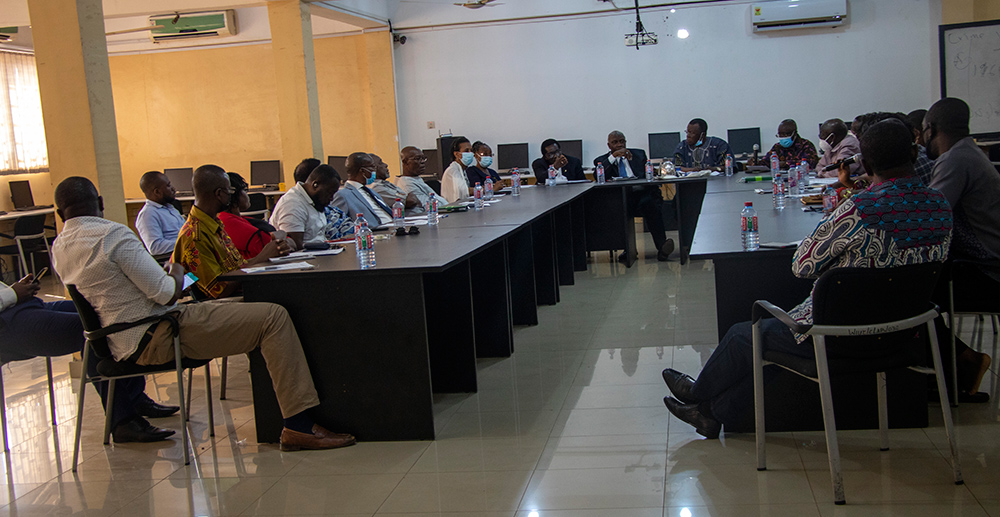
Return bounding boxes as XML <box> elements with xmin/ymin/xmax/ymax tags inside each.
<box><xmin>939</xmin><ymin>19</ymin><xmax>1000</xmax><ymax>138</ymax></box>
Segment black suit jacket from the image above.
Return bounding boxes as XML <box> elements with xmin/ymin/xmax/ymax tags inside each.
<box><xmin>593</xmin><ymin>148</ymin><xmax>648</xmax><ymax>179</ymax></box>
<box><xmin>531</xmin><ymin>155</ymin><xmax>585</xmax><ymax>184</ymax></box>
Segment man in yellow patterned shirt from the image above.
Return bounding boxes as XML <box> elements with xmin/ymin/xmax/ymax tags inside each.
<box><xmin>173</xmin><ymin>165</ymin><xmax>289</xmax><ymax>299</ymax></box>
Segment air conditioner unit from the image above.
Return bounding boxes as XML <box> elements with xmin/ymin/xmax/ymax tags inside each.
<box><xmin>751</xmin><ymin>0</ymin><xmax>847</xmax><ymax>32</ymax></box>
<box><xmin>148</xmin><ymin>10</ymin><xmax>237</xmax><ymax>42</ymax></box>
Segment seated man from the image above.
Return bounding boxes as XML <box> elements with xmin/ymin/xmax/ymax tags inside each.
<box><xmin>594</xmin><ymin>131</ymin><xmax>674</xmax><ymax>261</ymax></box>
<box><xmin>174</xmin><ymin>165</ymin><xmax>289</xmax><ymax>299</ymax></box>
<box><xmin>747</xmin><ymin>119</ymin><xmax>818</xmax><ymax>171</ymax></box>
<box><xmin>394</xmin><ymin>147</ymin><xmax>446</xmax><ymax>210</ymax></box>
<box><xmin>52</xmin><ymin>176</ymin><xmax>354</xmax><ymax>451</ymax></box>
<box><xmin>925</xmin><ymin>97</ymin><xmax>1000</xmax><ymax>398</ymax></box>
<box><xmin>673</xmin><ymin>118</ymin><xmax>734</xmax><ymax>172</ymax></box>
<box><xmin>219</xmin><ymin>172</ymin><xmax>273</xmax><ymax>260</ymax></box>
<box><xmin>369</xmin><ymin>153</ymin><xmax>422</xmax><ymax>214</ymax></box>
<box><xmin>293</xmin><ymin>158</ymin><xmax>354</xmax><ymax>240</ymax></box>
<box><xmin>815</xmin><ymin>118</ymin><xmax>862</xmax><ymax>178</ymax></box>
<box><xmin>532</xmin><ymin>139</ymin><xmax>585</xmax><ymax>184</ymax></box>
<box><xmin>269</xmin><ymin>164</ymin><xmax>341</xmax><ymax>250</ymax></box>
<box><xmin>0</xmin><ymin>273</ymin><xmax>179</xmax><ymax>443</ymax></box>
<box><xmin>906</xmin><ymin>109</ymin><xmax>935</xmax><ymax>185</ymax></box>
<box><xmin>333</xmin><ymin>152</ymin><xmax>393</xmax><ymax>227</ymax></box>
<box><xmin>293</xmin><ymin>158</ymin><xmax>321</xmax><ymax>184</ymax></box>
<box><xmin>662</xmin><ymin>119</ymin><xmax>953</xmax><ymax>438</ymax></box>
<box><xmin>135</xmin><ymin>171</ymin><xmax>186</xmax><ymax>257</ymax></box>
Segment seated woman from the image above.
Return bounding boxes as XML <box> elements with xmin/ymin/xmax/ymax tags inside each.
<box><xmin>441</xmin><ymin>136</ymin><xmax>473</xmax><ymax>203</ymax></box>
<box><xmin>219</xmin><ymin>172</ymin><xmax>274</xmax><ymax>260</ymax></box>
<box><xmin>465</xmin><ymin>141</ymin><xmax>503</xmax><ymax>190</ymax></box>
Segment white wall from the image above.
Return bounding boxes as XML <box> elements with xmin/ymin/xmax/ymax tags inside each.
<box><xmin>391</xmin><ymin>0</ymin><xmax>943</xmax><ymax>165</ymax></box>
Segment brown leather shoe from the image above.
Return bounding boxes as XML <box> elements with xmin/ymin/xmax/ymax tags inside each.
<box><xmin>280</xmin><ymin>424</ymin><xmax>356</xmax><ymax>451</ymax></box>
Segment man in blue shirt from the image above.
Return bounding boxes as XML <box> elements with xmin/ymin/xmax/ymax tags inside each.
<box><xmin>135</xmin><ymin>171</ymin><xmax>186</xmax><ymax>256</ymax></box>
<box><xmin>673</xmin><ymin>118</ymin><xmax>734</xmax><ymax>172</ymax></box>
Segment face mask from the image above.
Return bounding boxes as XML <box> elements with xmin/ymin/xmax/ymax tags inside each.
<box><xmin>695</xmin><ymin>139</ymin><xmax>704</xmax><ymax>147</ymax></box>
<box><xmin>460</xmin><ymin>152</ymin><xmax>475</xmax><ymax>166</ymax></box>
<box><xmin>365</xmin><ymin>171</ymin><xmax>376</xmax><ymax>185</ymax></box>
<box><xmin>818</xmin><ymin>140</ymin><xmax>833</xmax><ymax>154</ymax></box>
<box><xmin>478</xmin><ymin>156</ymin><xmax>493</xmax><ymax>168</ymax></box>
<box><xmin>779</xmin><ymin>136</ymin><xmax>794</xmax><ymax>148</ymax></box>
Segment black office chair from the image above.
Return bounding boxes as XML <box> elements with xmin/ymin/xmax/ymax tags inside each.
<box><xmin>751</xmin><ymin>263</ymin><xmax>962</xmax><ymax>505</ymax></box>
<box><xmin>243</xmin><ymin>193</ymin><xmax>269</xmax><ymax>220</ymax></box>
<box><xmin>946</xmin><ymin>259</ymin><xmax>1000</xmax><ymax>404</ymax></box>
<box><xmin>66</xmin><ymin>285</ymin><xmax>214</xmax><ymax>471</ymax></box>
<box><xmin>0</xmin><ymin>351</ymin><xmax>58</xmax><ymax>453</ymax></box>
<box><xmin>425</xmin><ymin>179</ymin><xmax>442</xmax><ymax>196</ymax></box>
<box><xmin>0</xmin><ymin>214</ymin><xmax>53</xmax><ymax>280</ymax></box>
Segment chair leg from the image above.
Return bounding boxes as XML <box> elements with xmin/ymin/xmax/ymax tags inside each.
<box><xmin>204</xmin><ymin>365</ymin><xmax>215</xmax><ymax>437</ymax></box>
<box><xmin>948</xmin><ymin>281</ymin><xmax>959</xmax><ymax>406</ymax></box>
<box><xmin>993</xmin><ymin>315</ymin><xmax>998</xmax><ymax>336</ymax></box>
<box><xmin>72</xmin><ymin>349</ymin><xmax>92</xmax><ymax>472</ymax></box>
<box><xmin>174</xmin><ymin>337</ymin><xmax>190</xmax><ymax>466</ymax></box>
<box><xmin>877</xmin><ymin>372</ymin><xmax>889</xmax><ymax>451</ymax></box>
<box><xmin>752</xmin><ymin>320</ymin><xmax>767</xmax><ymax>471</ymax></box>
<box><xmin>928</xmin><ymin>321</ymin><xmax>964</xmax><ymax>485</ymax></box>
<box><xmin>46</xmin><ymin>357</ymin><xmax>57</xmax><ymax>427</ymax></box>
<box><xmin>186</xmin><ymin>368</ymin><xmax>193</xmax><ymax>421</ymax></box>
<box><xmin>219</xmin><ymin>357</ymin><xmax>228</xmax><ymax>401</ymax></box>
<box><xmin>103</xmin><ymin>380</ymin><xmax>116</xmax><ymax>445</ymax></box>
<box><xmin>814</xmin><ymin>336</ymin><xmax>846</xmax><ymax>505</ymax></box>
<box><xmin>0</xmin><ymin>369</ymin><xmax>8</xmax><ymax>454</ymax></box>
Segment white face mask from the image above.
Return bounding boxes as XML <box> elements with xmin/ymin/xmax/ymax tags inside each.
<box><xmin>819</xmin><ymin>139</ymin><xmax>833</xmax><ymax>154</ymax></box>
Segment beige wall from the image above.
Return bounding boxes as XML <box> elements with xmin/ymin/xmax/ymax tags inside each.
<box><xmin>942</xmin><ymin>0</ymin><xmax>1000</xmax><ymax>24</ymax></box>
<box><xmin>108</xmin><ymin>31</ymin><xmax>399</xmax><ymax>199</ymax></box>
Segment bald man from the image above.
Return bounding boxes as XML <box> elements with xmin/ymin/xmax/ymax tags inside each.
<box><xmin>369</xmin><ymin>153</ymin><xmax>421</xmax><ymax>214</ymax></box>
<box><xmin>816</xmin><ymin>119</ymin><xmax>862</xmax><ymax>179</ymax></box>
<box><xmin>135</xmin><ymin>171</ymin><xmax>186</xmax><ymax>256</ymax></box>
<box><xmin>395</xmin><ymin>147</ymin><xmax>446</xmax><ymax>211</ymax></box>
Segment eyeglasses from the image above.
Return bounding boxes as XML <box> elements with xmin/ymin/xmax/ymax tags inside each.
<box><xmin>394</xmin><ymin>226</ymin><xmax>421</xmax><ymax>236</ymax></box>
<box><xmin>218</xmin><ymin>187</ymin><xmax>236</xmax><ymax>195</ymax></box>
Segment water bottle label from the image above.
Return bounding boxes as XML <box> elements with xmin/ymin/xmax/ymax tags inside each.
<box><xmin>360</xmin><ymin>234</ymin><xmax>374</xmax><ymax>250</ymax></box>
<box><xmin>742</xmin><ymin>216</ymin><xmax>757</xmax><ymax>232</ymax></box>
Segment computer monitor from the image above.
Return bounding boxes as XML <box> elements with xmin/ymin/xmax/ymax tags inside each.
<box><xmin>558</xmin><ymin>139</ymin><xmax>583</xmax><ymax>162</ymax></box>
<box><xmin>648</xmin><ymin>132</ymin><xmax>681</xmax><ymax>160</ymax></box>
<box><xmin>497</xmin><ymin>143</ymin><xmax>529</xmax><ymax>170</ymax></box>
<box><xmin>327</xmin><ymin>156</ymin><xmax>349</xmax><ymax>172</ymax></box>
<box><xmin>727</xmin><ymin>128</ymin><xmax>762</xmax><ymax>158</ymax></box>
<box><xmin>164</xmin><ymin>167</ymin><xmax>194</xmax><ymax>194</ymax></box>
<box><xmin>250</xmin><ymin>160</ymin><xmax>282</xmax><ymax>187</ymax></box>
<box><xmin>9</xmin><ymin>180</ymin><xmax>34</xmax><ymax>209</ymax></box>
<box><xmin>423</xmin><ymin>149</ymin><xmax>442</xmax><ymax>179</ymax></box>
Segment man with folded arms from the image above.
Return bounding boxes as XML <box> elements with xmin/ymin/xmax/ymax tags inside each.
<box><xmin>52</xmin><ymin>176</ymin><xmax>355</xmax><ymax>451</ymax></box>
<box><xmin>662</xmin><ymin>120</ymin><xmax>953</xmax><ymax>438</ymax></box>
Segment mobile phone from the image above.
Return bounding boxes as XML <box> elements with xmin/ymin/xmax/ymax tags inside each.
<box><xmin>34</xmin><ymin>267</ymin><xmax>49</xmax><ymax>281</ymax></box>
<box><xmin>182</xmin><ymin>272</ymin><xmax>198</xmax><ymax>291</ymax></box>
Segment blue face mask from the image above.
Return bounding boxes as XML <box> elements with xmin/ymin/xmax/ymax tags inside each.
<box><xmin>365</xmin><ymin>170</ymin><xmax>376</xmax><ymax>185</ymax></box>
<box><xmin>779</xmin><ymin>136</ymin><xmax>795</xmax><ymax>148</ymax></box>
<box><xmin>461</xmin><ymin>152</ymin><xmax>475</xmax><ymax>166</ymax></box>
<box><xmin>695</xmin><ymin>139</ymin><xmax>704</xmax><ymax>147</ymax></box>
<box><xmin>479</xmin><ymin>156</ymin><xmax>493</xmax><ymax>168</ymax></box>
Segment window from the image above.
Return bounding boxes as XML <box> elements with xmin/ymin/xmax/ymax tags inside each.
<box><xmin>0</xmin><ymin>50</ymin><xmax>48</xmax><ymax>175</ymax></box>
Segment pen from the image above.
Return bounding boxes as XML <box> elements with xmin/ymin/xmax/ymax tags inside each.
<box><xmin>263</xmin><ymin>266</ymin><xmax>279</xmax><ymax>271</ymax></box>
<box><xmin>740</xmin><ymin>175</ymin><xmax>773</xmax><ymax>183</ymax></box>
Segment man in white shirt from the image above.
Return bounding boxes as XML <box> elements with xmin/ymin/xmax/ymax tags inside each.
<box><xmin>332</xmin><ymin>152</ymin><xmax>394</xmax><ymax>226</ymax></box>
<box><xmin>395</xmin><ymin>147</ymin><xmax>446</xmax><ymax>211</ymax></box>
<box><xmin>52</xmin><ymin>176</ymin><xmax>355</xmax><ymax>451</ymax></box>
<box><xmin>269</xmin><ymin>164</ymin><xmax>341</xmax><ymax>250</ymax></box>
<box><xmin>135</xmin><ymin>171</ymin><xmax>186</xmax><ymax>256</ymax></box>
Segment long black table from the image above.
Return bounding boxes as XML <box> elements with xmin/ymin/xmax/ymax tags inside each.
<box><xmin>221</xmin><ymin>184</ymin><xmax>594</xmax><ymax>442</ymax></box>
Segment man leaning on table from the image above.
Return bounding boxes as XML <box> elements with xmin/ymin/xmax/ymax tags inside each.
<box><xmin>52</xmin><ymin>176</ymin><xmax>355</xmax><ymax>451</ymax></box>
<box><xmin>532</xmin><ymin>139</ymin><xmax>585</xmax><ymax>184</ymax></box>
<box><xmin>269</xmin><ymin>164</ymin><xmax>342</xmax><ymax>250</ymax></box>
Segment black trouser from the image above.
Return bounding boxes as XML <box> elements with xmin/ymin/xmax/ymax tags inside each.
<box><xmin>931</xmin><ymin>260</ymin><xmax>1000</xmax><ymax>393</ymax></box>
<box><xmin>627</xmin><ymin>186</ymin><xmax>667</xmax><ymax>251</ymax></box>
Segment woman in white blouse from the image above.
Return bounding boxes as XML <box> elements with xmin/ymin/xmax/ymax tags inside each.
<box><xmin>441</xmin><ymin>136</ymin><xmax>474</xmax><ymax>203</ymax></box>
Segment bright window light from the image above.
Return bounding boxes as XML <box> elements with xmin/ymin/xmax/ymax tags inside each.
<box><xmin>677</xmin><ymin>29</ymin><xmax>690</xmax><ymax>39</ymax></box>
<box><xmin>0</xmin><ymin>50</ymin><xmax>49</xmax><ymax>175</ymax></box>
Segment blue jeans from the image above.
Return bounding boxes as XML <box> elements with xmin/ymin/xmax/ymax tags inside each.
<box><xmin>0</xmin><ymin>298</ymin><xmax>145</xmax><ymax>428</ymax></box>
<box><xmin>690</xmin><ymin>318</ymin><xmax>808</xmax><ymax>427</ymax></box>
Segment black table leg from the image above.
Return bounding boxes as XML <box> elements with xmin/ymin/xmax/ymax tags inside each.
<box><xmin>508</xmin><ymin>227</ymin><xmax>538</xmax><ymax>326</ymax></box>
<box><xmin>584</xmin><ymin>186</ymin><xmax>635</xmax><ymax>267</ymax></box>
<box><xmin>675</xmin><ymin>180</ymin><xmax>707</xmax><ymax>265</ymax></box>
<box><xmin>532</xmin><ymin>214</ymin><xmax>559</xmax><ymax>305</ymax></box>
<box><xmin>571</xmin><ymin>198</ymin><xmax>587</xmax><ymax>271</ymax></box>
<box><xmin>554</xmin><ymin>204</ymin><xmax>575</xmax><ymax>286</ymax></box>
<box><xmin>470</xmin><ymin>241</ymin><xmax>513</xmax><ymax>357</ymax></box>
<box><xmin>424</xmin><ymin>261</ymin><xmax>479</xmax><ymax>392</ymax></box>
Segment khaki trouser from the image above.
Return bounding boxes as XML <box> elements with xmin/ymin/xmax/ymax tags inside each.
<box><xmin>137</xmin><ymin>301</ymin><xmax>320</xmax><ymax>418</ymax></box>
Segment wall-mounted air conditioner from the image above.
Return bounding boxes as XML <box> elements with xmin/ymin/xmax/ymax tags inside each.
<box><xmin>148</xmin><ymin>10</ymin><xmax>237</xmax><ymax>42</ymax></box>
<box><xmin>751</xmin><ymin>0</ymin><xmax>847</xmax><ymax>33</ymax></box>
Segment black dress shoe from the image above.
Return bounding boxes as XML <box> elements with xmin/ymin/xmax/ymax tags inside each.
<box><xmin>657</xmin><ymin>239</ymin><xmax>676</xmax><ymax>261</ymax></box>
<box><xmin>112</xmin><ymin>417</ymin><xmax>176</xmax><ymax>443</ymax></box>
<box><xmin>136</xmin><ymin>399</ymin><xmax>180</xmax><ymax>418</ymax></box>
<box><xmin>662</xmin><ymin>368</ymin><xmax>698</xmax><ymax>404</ymax></box>
<box><xmin>663</xmin><ymin>396</ymin><xmax>721</xmax><ymax>439</ymax></box>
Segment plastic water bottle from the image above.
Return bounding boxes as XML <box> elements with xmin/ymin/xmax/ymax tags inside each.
<box><xmin>546</xmin><ymin>166</ymin><xmax>556</xmax><ymax>186</ymax></box>
<box><xmin>474</xmin><ymin>182</ymin><xmax>484</xmax><ymax>210</ymax></box>
<box><xmin>596</xmin><ymin>163</ymin><xmax>605</xmax><ymax>184</ymax></box>
<box><xmin>358</xmin><ymin>221</ymin><xmax>375</xmax><ymax>268</ymax></box>
<box><xmin>645</xmin><ymin>160</ymin><xmax>654</xmax><ymax>181</ymax></box>
<box><xmin>725</xmin><ymin>155</ymin><xmax>734</xmax><ymax>177</ymax></box>
<box><xmin>773</xmin><ymin>172</ymin><xmax>786</xmax><ymax>210</ymax></box>
<box><xmin>511</xmin><ymin>169</ymin><xmax>521</xmax><ymax>196</ymax></box>
<box><xmin>823</xmin><ymin>185</ymin><xmax>837</xmax><ymax>214</ymax></box>
<box><xmin>354</xmin><ymin>213</ymin><xmax>367</xmax><ymax>256</ymax></box>
<box><xmin>799</xmin><ymin>160</ymin><xmax>810</xmax><ymax>187</ymax></box>
<box><xmin>392</xmin><ymin>198</ymin><xmax>404</xmax><ymax>230</ymax></box>
<box><xmin>789</xmin><ymin>165</ymin><xmax>800</xmax><ymax>196</ymax></box>
<box><xmin>427</xmin><ymin>197</ymin><xmax>439</xmax><ymax>225</ymax></box>
<box><xmin>741</xmin><ymin>202</ymin><xmax>759</xmax><ymax>252</ymax></box>
<box><xmin>770</xmin><ymin>153</ymin><xmax>779</xmax><ymax>176</ymax></box>
<box><xmin>484</xmin><ymin>177</ymin><xmax>494</xmax><ymax>200</ymax></box>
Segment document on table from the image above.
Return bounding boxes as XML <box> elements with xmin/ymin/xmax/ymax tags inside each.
<box><xmin>269</xmin><ymin>248</ymin><xmax>344</xmax><ymax>263</ymax></box>
<box><xmin>243</xmin><ymin>261</ymin><xmax>316</xmax><ymax>273</ymax></box>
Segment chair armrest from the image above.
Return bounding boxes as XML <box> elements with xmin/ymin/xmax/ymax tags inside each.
<box><xmin>85</xmin><ymin>312</ymin><xmax>179</xmax><ymax>341</ymax></box>
<box><xmin>752</xmin><ymin>300</ymin><xmax>813</xmax><ymax>334</ymax></box>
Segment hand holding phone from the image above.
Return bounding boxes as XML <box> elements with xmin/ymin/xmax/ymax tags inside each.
<box><xmin>33</xmin><ymin>267</ymin><xmax>48</xmax><ymax>282</ymax></box>
<box><xmin>182</xmin><ymin>272</ymin><xmax>198</xmax><ymax>291</ymax></box>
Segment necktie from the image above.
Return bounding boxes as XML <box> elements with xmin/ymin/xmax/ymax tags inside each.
<box><xmin>362</xmin><ymin>186</ymin><xmax>393</xmax><ymax>218</ymax></box>
<box><xmin>619</xmin><ymin>157</ymin><xmax>629</xmax><ymax>178</ymax></box>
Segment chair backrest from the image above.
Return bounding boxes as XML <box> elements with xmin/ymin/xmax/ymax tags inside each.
<box><xmin>247</xmin><ymin>193</ymin><xmax>268</xmax><ymax>212</ymax></box>
<box><xmin>65</xmin><ymin>285</ymin><xmax>113</xmax><ymax>358</ymax></box>
<box><xmin>13</xmin><ymin>214</ymin><xmax>47</xmax><ymax>237</ymax></box>
<box><xmin>426</xmin><ymin>179</ymin><xmax>442</xmax><ymax>195</ymax></box>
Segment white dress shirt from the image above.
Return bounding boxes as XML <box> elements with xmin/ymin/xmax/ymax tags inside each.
<box><xmin>346</xmin><ymin>180</ymin><xmax>392</xmax><ymax>225</ymax></box>
<box><xmin>0</xmin><ymin>282</ymin><xmax>18</xmax><ymax>312</ymax></box>
<box><xmin>440</xmin><ymin>161</ymin><xmax>470</xmax><ymax>203</ymax></box>
<box><xmin>269</xmin><ymin>182</ymin><xmax>328</xmax><ymax>247</ymax></box>
<box><xmin>52</xmin><ymin>216</ymin><xmax>178</xmax><ymax>360</ymax></box>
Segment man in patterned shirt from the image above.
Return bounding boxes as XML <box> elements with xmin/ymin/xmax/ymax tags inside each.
<box><xmin>662</xmin><ymin>119</ymin><xmax>953</xmax><ymax>438</ymax></box>
<box><xmin>173</xmin><ymin>165</ymin><xmax>290</xmax><ymax>299</ymax></box>
<box><xmin>748</xmin><ymin>119</ymin><xmax>819</xmax><ymax>171</ymax></box>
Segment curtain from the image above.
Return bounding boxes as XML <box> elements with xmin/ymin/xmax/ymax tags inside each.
<box><xmin>0</xmin><ymin>50</ymin><xmax>48</xmax><ymax>175</ymax></box>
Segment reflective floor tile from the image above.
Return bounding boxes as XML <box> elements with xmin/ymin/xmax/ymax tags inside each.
<box><xmin>243</xmin><ymin>474</ymin><xmax>403</xmax><ymax>515</ymax></box>
<box><xmin>285</xmin><ymin>441</ymin><xmax>429</xmax><ymax>476</ymax></box>
<box><xmin>551</xmin><ymin>407</ymin><xmax>667</xmax><ymax>437</ymax></box>
<box><xmin>410</xmin><ymin>436</ymin><xmax>547</xmax><ymax>473</ymax></box>
<box><xmin>520</xmin><ymin>467</ymin><xmax>664</xmax><ymax>510</ymax></box>
<box><xmin>378</xmin><ymin>470</ymin><xmax>532</xmax><ymax>513</ymax></box>
<box><xmin>663</xmin><ymin>504</ymin><xmax>822</xmax><ymax>517</ymax></box>
<box><xmin>115</xmin><ymin>476</ymin><xmax>280</xmax><ymax>516</ymax></box>
<box><xmin>664</xmin><ymin>467</ymin><xmax>816</xmax><ymax>506</ymax></box>
<box><xmin>536</xmin><ymin>433</ymin><xmax>667</xmax><ymax>471</ymax></box>
<box><xmin>435</xmin><ymin>410</ymin><xmax>560</xmax><ymax>440</ymax></box>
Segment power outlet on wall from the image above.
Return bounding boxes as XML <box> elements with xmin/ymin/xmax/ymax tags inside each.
<box><xmin>427</xmin><ymin>121</ymin><xmax>435</xmax><ymax>129</ymax></box>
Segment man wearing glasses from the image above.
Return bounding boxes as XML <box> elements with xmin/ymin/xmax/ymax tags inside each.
<box><xmin>747</xmin><ymin>119</ymin><xmax>819</xmax><ymax>171</ymax></box>
<box><xmin>270</xmin><ymin>164</ymin><xmax>343</xmax><ymax>249</ymax></box>
<box><xmin>395</xmin><ymin>147</ymin><xmax>446</xmax><ymax>210</ymax></box>
<box><xmin>173</xmin><ymin>165</ymin><xmax>290</xmax><ymax>299</ymax></box>
<box><xmin>815</xmin><ymin>118</ymin><xmax>862</xmax><ymax>179</ymax></box>
<box><xmin>673</xmin><ymin>118</ymin><xmax>734</xmax><ymax>172</ymax></box>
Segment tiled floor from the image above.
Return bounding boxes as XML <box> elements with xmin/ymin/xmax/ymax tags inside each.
<box><xmin>1</xmin><ymin>232</ymin><xmax>998</xmax><ymax>516</ymax></box>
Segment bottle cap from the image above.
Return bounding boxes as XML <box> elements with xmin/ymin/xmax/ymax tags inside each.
<box><xmin>357</xmin><ymin>213</ymin><xmax>363</xmax><ymax>217</ymax></box>
<box><xmin>475</xmin><ymin>182</ymin><xmax>481</xmax><ymax>186</ymax></box>
<box><xmin>745</xmin><ymin>202</ymin><xmax>753</xmax><ymax>206</ymax></box>
<box><xmin>395</xmin><ymin>198</ymin><xmax>401</xmax><ymax>202</ymax></box>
